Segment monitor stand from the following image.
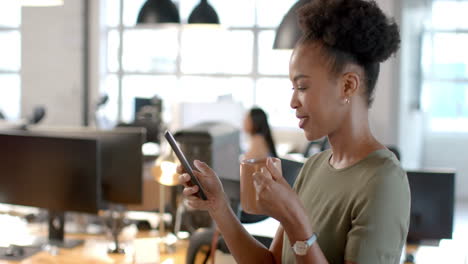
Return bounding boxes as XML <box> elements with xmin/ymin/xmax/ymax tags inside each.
<box><xmin>103</xmin><ymin>204</ymin><xmax>128</xmax><ymax>254</ymax></box>
<box><xmin>36</xmin><ymin>211</ymin><xmax>84</xmax><ymax>248</ymax></box>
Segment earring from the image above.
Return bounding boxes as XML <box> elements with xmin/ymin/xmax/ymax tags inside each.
<box><xmin>345</xmin><ymin>98</ymin><xmax>350</xmax><ymax>104</ymax></box>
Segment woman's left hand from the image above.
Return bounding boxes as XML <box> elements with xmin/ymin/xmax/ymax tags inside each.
<box><xmin>252</xmin><ymin>157</ymin><xmax>302</xmax><ymax>222</ymax></box>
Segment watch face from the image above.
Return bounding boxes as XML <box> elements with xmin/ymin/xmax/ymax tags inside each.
<box><xmin>293</xmin><ymin>241</ymin><xmax>308</xmax><ymax>256</ymax></box>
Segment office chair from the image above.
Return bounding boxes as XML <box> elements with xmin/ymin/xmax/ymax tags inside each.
<box><xmin>185</xmin><ymin>158</ymin><xmax>303</xmax><ymax>264</ymax></box>
<box><xmin>303</xmin><ymin>137</ymin><xmax>329</xmax><ymax>158</ymax></box>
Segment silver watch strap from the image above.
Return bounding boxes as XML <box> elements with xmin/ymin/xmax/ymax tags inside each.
<box><xmin>306</xmin><ymin>232</ymin><xmax>318</xmax><ymax>246</ymax></box>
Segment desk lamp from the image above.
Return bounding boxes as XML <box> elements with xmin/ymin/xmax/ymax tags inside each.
<box><xmin>151</xmin><ymin>144</ymin><xmax>179</xmax><ymax>252</ymax></box>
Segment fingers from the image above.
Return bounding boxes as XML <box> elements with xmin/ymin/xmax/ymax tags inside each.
<box><xmin>193</xmin><ymin>160</ymin><xmax>215</xmax><ymax>177</ymax></box>
<box><xmin>252</xmin><ymin>171</ymin><xmax>264</xmax><ymax>199</ymax></box>
<box><xmin>182</xmin><ymin>184</ymin><xmax>199</xmax><ymax>196</ymax></box>
<box><xmin>176</xmin><ymin>164</ymin><xmax>185</xmax><ymax>174</ymax></box>
<box><xmin>252</xmin><ymin>169</ymin><xmax>272</xmax><ymax>191</ymax></box>
<box><xmin>178</xmin><ymin>173</ymin><xmax>191</xmax><ymax>186</ymax></box>
<box><xmin>266</xmin><ymin>158</ymin><xmax>286</xmax><ymax>184</ymax></box>
<box><xmin>184</xmin><ymin>195</ymin><xmax>208</xmax><ymax>209</ymax></box>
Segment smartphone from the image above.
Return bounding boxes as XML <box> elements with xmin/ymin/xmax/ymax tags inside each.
<box><xmin>164</xmin><ymin>130</ymin><xmax>207</xmax><ymax>200</ymax></box>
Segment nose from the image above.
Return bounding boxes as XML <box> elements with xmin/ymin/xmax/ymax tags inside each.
<box><xmin>290</xmin><ymin>90</ymin><xmax>300</xmax><ymax>109</ymax></box>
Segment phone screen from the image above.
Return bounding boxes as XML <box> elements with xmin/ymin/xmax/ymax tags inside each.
<box><xmin>164</xmin><ymin>130</ymin><xmax>207</xmax><ymax>200</ymax></box>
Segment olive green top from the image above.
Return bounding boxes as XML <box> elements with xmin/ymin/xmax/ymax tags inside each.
<box><xmin>282</xmin><ymin>149</ymin><xmax>410</xmax><ymax>264</ymax></box>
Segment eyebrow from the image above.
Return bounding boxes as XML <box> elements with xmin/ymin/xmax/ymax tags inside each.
<box><xmin>293</xmin><ymin>74</ymin><xmax>310</xmax><ymax>82</ymax></box>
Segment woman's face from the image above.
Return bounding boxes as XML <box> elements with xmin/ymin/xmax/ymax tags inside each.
<box><xmin>289</xmin><ymin>42</ymin><xmax>348</xmax><ymax>141</ymax></box>
<box><xmin>243</xmin><ymin>113</ymin><xmax>253</xmax><ymax>134</ymax></box>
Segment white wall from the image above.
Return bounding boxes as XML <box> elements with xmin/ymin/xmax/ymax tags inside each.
<box><xmin>423</xmin><ymin>133</ymin><xmax>468</xmax><ymax>200</ymax></box>
<box><xmin>368</xmin><ymin>0</ymin><xmax>400</xmax><ymax>147</ymax></box>
<box><xmin>21</xmin><ymin>0</ymin><xmax>85</xmax><ymax>126</ymax></box>
<box><xmin>369</xmin><ymin>0</ymin><xmax>429</xmax><ymax>172</ymax></box>
<box><xmin>397</xmin><ymin>0</ymin><xmax>430</xmax><ymax>170</ymax></box>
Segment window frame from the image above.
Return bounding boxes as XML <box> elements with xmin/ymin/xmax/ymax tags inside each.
<box><xmin>0</xmin><ymin>5</ymin><xmax>21</xmax><ymax>121</ymax></box>
<box><xmin>101</xmin><ymin>0</ymin><xmax>293</xmax><ymax>128</ymax></box>
<box><xmin>421</xmin><ymin>27</ymin><xmax>468</xmax><ymax>132</ymax></box>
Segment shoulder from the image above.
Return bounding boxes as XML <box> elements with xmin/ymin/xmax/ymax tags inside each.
<box><xmin>244</xmin><ymin>135</ymin><xmax>269</xmax><ymax>160</ymax></box>
<box><xmin>250</xmin><ymin>134</ymin><xmax>265</xmax><ymax>143</ymax></box>
<box><xmin>249</xmin><ymin>134</ymin><xmax>268</xmax><ymax>149</ymax></box>
<box><xmin>363</xmin><ymin>149</ymin><xmax>408</xmax><ymax>192</ymax></box>
<box><xmin>354</xmin><ymin>149</ymin><xmax>411</xmax><ymax>213</ymax></box>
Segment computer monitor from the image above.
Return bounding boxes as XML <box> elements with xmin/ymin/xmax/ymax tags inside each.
<box><xmin>406</xmin><ymin>170</ymin><xmax>455</xmax><ymax>244</ymax></box>
<box><xmin>27</xmin><ymin>126</ymin><xmax>145</xmax><ymax>205</ymax></box>
<box><xmin>0</xmin><ymin>132</ymin><xmax>100</xmax><ymax>247</ymax></box>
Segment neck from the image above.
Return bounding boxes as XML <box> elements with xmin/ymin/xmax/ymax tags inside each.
<box><xmin>328</xmin><ymin>106</ymin><xmax>384</xmax><ymax>169</ymax></box>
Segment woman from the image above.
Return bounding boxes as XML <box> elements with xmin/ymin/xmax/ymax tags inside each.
<box><xmin>179</xmin><ymin>0</ymin><xmax>410</xmax><ymax>263</ymax></box>
<box><xmin>242</xmin><ymin>107</ymin><xmax>278</xmax><ymax>160</ymax></box>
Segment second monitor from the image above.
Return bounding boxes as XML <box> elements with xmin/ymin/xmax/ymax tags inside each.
<box><xmin>28</xmin><ymin>126</ymin><xmax>146</xmax><ymax>206</ymax></box>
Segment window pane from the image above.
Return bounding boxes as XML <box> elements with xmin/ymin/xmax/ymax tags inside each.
<box><xmin>122</xmin><ymin>29</ymin><xmax>178</xmax><ymax>73</ymax></box>
<box><xmin>107</xmin><ymin>30</ymin><xmax>119</xmax><ymax>73</ymax></box>
<box><xmin>421</xmin><ymin>81</ymin><xmax>468</xmax><ymax>118</ymax></box>
<box><xmin>0</xmin><ymin>31</ymin><xmax>20</xmax><ymax>71</ymax></box>
<box><xmin>256</xmin><ymin>0</ymin><xmax>297</xmax><ymax>28</ymax></box>
<box><xmin>123</xmin><ymin>0</ymin><xmax>147</xmax><ymax>27</ymax></box>
<box><xmin>255</xmin><ymin>78</ymin><xmax>296</xmax><ymax>128</ymax></box>
<box><xmin>181</xmin><ymin>29</ymin><xmax>253</xmax><ymax>74</ymax></box>
<box><xmin>0</xmin><ymin>0</ymin><xmax>20</xmax><ymax>27</ymax></box>
<box><xmin>0</xmin><ymin>74</ymin><xmax>20</xmax><ymax>120</ymax></box>
<box><xmin>177</xmin><ymin>76</ymin><xmax>253</xmax><ymax>128</ymax></box>
<box><xmin>258</xmin><ymin>30</ymin><xmax>292</xmax><ymax>75</ymax></box>
<box><xmin>179</xmin><ymin>76</ymin><xmax>254</xmax><ymax>106</ymax></box>
<box><xmin>422</xmin><ymin>33</ymin><xmax>468</xmax><ymax>79</ymax></box>
<box><xmin>431</xmin><ymin>1</ymin><xmax>468</xmax><ymax>30</ymax></box>
<box><xmin>121</xmin><ymin>75</ymin><xmax>178</xmax><ymax>123</ymax></box>
<box><xmin>104</xmin><ymin>0</ymin><xmax>120</xmax><ymax>27</ymax></box>
<box><xmin>97</xmin><ymin>75</ymin><xmax>119</xmax><ymax>129</ymax></box>
<box><xmin>179</xmin><ymin>0</ymin><xmax>255</xmax><ymax>27</ymax></box>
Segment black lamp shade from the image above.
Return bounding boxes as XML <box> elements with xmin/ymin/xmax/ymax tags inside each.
<box><xmin>137</xmin><ymin>0</ymin><xmax>181</xmax><ymax>24</ymax></box>
<box><xmin>273</xmin><ymin>0</ymin><xmax>309</xmax><ymax>49</ymax></box>
<box><xmin>188</xmin><ymin>0</ymin><xmax>220</xmax><ymax>24</ymax></box>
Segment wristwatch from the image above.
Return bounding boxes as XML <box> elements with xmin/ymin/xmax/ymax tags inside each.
<box><xmin>292</xmin><ymin>233</ymin><xmax>318</xmax><ymax>256</ymax></box>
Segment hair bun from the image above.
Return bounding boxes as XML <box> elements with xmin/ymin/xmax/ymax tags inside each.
<box><xmin>298</xmin><ymin>0</ymin><xmax>400</xmax><ymax>64</ymax></box>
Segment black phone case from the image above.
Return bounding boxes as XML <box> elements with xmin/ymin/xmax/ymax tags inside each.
<box><xmin>164</xmin><ymin>130</ymin><xmax>207</xmax><ymax>200</ymax></box>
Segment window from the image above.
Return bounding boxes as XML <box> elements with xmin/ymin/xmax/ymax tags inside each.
<box><xmin>0</xmin><ymin>0</ymin><xmax>21</xmax><ymax>121</ymax></box>
<box><xmin>101</xmin><ymin>0</ymin><xmax>296</xmax><ymax>129</ymax></box>
<box><xmin>421</xmin><ymin>1</ymin><xmax>468</xmax><ymax>132</ymax></box>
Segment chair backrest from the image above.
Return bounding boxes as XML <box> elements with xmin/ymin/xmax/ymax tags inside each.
<box><xmin>280</xmin><ymin>158</ymin><xmax>303</xmax><ymax>187</ymax></box>
<box><xmin>303</xmin><ymin>138</ymin><xmax>329</xmax><ymax>157</ymax></box>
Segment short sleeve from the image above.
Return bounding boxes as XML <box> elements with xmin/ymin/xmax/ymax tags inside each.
<box><xmin>345</xmin><ymin>165</ymin><xmax>411</xmax><ymax>264</ymax></box>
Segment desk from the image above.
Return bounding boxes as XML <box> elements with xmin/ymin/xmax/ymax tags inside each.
<box><xmin>0</xmin><ymin>232</ymin><xmax>188</xmax><ymax>264</ymax></box>
<box><xmin>405</xmin><ymin>241</ymin><xmax>468</xmax><ymax>264</ymax></box>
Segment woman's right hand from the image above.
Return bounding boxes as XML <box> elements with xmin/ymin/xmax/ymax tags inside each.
<box><xmin>177</xmin><ymin>160</ymin><xmax>228</xmax><ymax>213</ymax></box>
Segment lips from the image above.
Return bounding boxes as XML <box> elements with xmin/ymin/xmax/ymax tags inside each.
<box><xmin>296</xmin><ymin>115</ymin><xmax>309</xmax><ymax>129</ymax></box>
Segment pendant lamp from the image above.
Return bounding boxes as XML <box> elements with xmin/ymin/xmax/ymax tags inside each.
<box><xmin>273</xmin><ymin>0</ymin><xmax>309</xmax><ymax>49</ymax></box>
<box><xmin>137</xmin><ymin>0</ymin><xmax>181</xmax><ymax>24</ymax></box>
<box><xmin>188</xmin><ymin>0</ymin><xmax>219</xmax><ymax>24</ymax></box>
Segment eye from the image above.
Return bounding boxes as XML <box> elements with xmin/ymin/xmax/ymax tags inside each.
<box><xmin>292</xmin><ymin>86</ymin><xmax>307</xmax><ymax>91</ymax></box>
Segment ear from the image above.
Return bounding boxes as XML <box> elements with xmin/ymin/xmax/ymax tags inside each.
<box><xmin>341</xmin><ymin>71</ymin><xmax>360</xmax><ymax>100</ymax></box>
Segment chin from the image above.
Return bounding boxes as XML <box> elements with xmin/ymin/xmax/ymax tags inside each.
<box><xmin>303</xmin><ymin>129</ymin><xmax>326</xmax><ymax>142</ymax></box>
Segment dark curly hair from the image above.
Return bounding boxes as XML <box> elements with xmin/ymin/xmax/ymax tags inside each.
<box><xmin>297</xmin><ymin>0</ymin><xmax>400</xmax><ymax>106</ymax></box>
